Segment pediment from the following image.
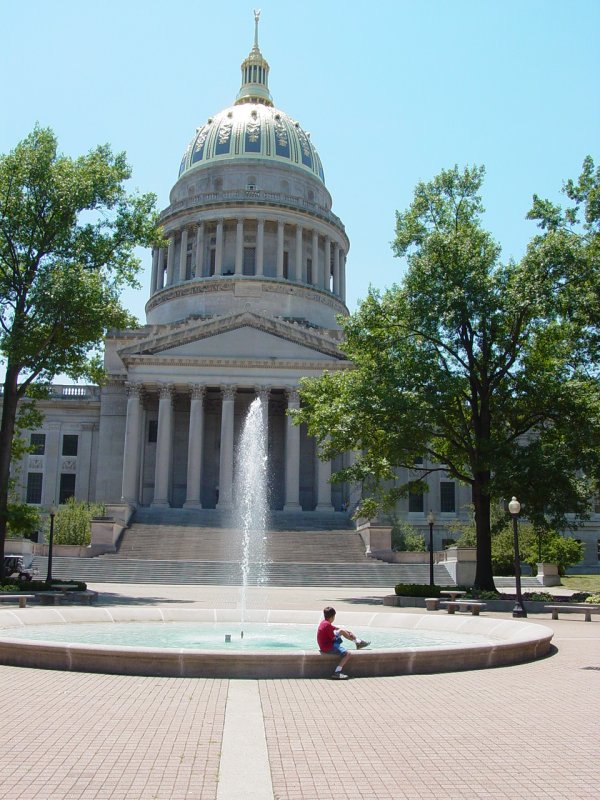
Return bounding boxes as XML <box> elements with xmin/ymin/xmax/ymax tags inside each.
<box><xmin>117</xmin><ymin>311</ymin><xmax>345</xmax><ymax>362</ymax></box>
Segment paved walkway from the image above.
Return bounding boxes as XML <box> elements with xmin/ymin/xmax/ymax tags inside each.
<box><xmin>0</xmin><ymin>584</ymin><xmax>598</xmax><ymax>799</ymax></box>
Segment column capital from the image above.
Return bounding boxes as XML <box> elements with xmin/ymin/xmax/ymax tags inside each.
<box><xmin>125</xmin><ymin>383</ymin><xmax>144</xmax><ymax>399</ymax></box>
<box><xmin>220</xmin><ymin>385</ymin><xmax>237</xmax><ymax>401</ymax></box>
<box><xmin>285</xmin><ymin>388</ymin><xmax>300</xmax><ymax>405</ymax></box>
<box><xmin>158</xmin><ymin>384</ymin><xmax>175</xmax><ymax>401</ymax></box>
<box><xmin>189</xmin><ymin>384</ymin><xmax>206</xmax><ymax>401</ymax></box>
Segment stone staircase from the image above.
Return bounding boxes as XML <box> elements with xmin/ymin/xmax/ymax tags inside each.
<box><xmin>30</xmin><ymin>507</ymin><xmax>455</xmax><ymax>587</ymax></box>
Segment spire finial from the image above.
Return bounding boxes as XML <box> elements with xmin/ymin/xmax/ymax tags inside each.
<box><xmin>235</xmin><ymin>9</ymin><xmax>273</xmax><ymax>107</ymax></box>
<box><xmin>253</xmin><ymin>9</ymin><xmax>261</xmax><ymax>50</ymax></box>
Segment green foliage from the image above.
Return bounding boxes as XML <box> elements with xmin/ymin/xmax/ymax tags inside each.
<box><xmin>51</xmin><ymin>498</ymin><xmax>105</xmax><ymax>546</ymax></box>
<box><xmin>464</xmin><ymin>589</ymin><xmax>501</xmax><ymax>600</ymax></box>
<box><xmin>584</xmin><ymin>594</ymin><xmax>600</xmax><ymax>604</ymax></box>
<box><xmin>6</xmin><ymin>502</ymin><xmax>40</xmax><ymax>539</ymax></box>
<box><xmin>0</xmin><ymin>125</ymin><xmax>162</xmax><ymax>570</ymax></box>
<box><xmin>394</xmin><ymin>583</ymin><xmax>442</xmax><ymax>597</ymax></box>
<box><xmin>0</xmin><ymin>579</ymin><xmax>87</xmax><ymax>592</ymax></box>
<box><xmin>390</xmin><ymin>519</ymin><xmax>426</xmax><ymax>551</ymax></box>
<box><xmin>522</xmin><ymin>591</ymin><xmax>554</xmax><ymax>601</ymax></box>
<box><xmin>295</xmin><ymin>161</ymin><xmax>600</xmax><ymax>591</ymax></box>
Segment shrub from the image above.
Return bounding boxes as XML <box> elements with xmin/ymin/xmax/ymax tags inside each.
<box><xmin>584</xmin><ymin>593</ymin><xmax>600</xmax><ymax>604</ymax></box>
<box><xmin>464</xmin><ymin>589</ymin><xmax>501</xmax><ymax>600</ymax></box>
<box><xmin>0</xmin><ymin>579</ymin><xmax>87</xmax><ymax>592</ymax></box>
<box><xmin>390</xmin><ymin>520</ymin><xmax>426</xmax><ymax>552</ymax></box>
<box><xmin>394</xmin><ymin>583</ymin><xmax>442</xmax><ymax>597</ymax></box>
<box><xmin>51</xmin><ymin>498</ymin><xmax>105</xmax><ymax>546</ymax></box>
<box><xmin>522</xmin><ymin>591</ymin><xmax>554</xmax><ymax>602</ymax></box>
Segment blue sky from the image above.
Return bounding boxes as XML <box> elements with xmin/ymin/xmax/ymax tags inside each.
<box><xmin>1</xmin><ymin>0</ymin><xmax>599</xmax><ymax>325</ymax></box>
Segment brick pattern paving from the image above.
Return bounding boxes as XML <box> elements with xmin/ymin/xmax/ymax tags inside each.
<box><xmin>0</xmin><ymin>670</ymin><xmax>226</xmax><ymax>800</ymax></box>
<box><xmin>260</xmin><ymin>633</ymin><xmax>600</xmax><ymax>800</ymax></box>
<box><xmin>0</xmin><ymin>584</ymin><xmax>598</xmax><ymax>800</ymax></box>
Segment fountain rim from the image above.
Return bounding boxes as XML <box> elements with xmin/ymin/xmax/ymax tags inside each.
<box><xmin>0</xmin><ymin>607</ymin><xmax>553</xmax><ymax>679</ymax></box>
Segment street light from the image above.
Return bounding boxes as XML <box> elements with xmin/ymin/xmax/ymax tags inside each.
<box><xmin>508</xmin><ymin>496</ymin><xmax>527</xmax><ymax>618</ymax></box>
<box><xmin>427</xmin><ymin>510</ymin><xmax>435</xmax><ymax>586</ymax></box>
<box><xmin>46</xmin><ymin>505</ymin><xmax>56</xmax><ymax>587</ymax></box>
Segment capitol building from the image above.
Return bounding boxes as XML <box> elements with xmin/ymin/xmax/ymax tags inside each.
<box><xmin>10</xmin><ymin>17</ymin><xmax>599</xmax><ymax>571</ymax></box>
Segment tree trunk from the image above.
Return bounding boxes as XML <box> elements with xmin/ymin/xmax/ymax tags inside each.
<box><xmin>472</xmin><ymin>475</ymin><xmax>495</xmax><ymax>590</ymax></box>
<box><xmin>0</xmin><ymin>365</ymin><xmax>21</xmax><ymax>579</ymax></box>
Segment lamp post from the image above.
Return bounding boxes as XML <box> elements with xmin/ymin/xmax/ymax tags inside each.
<box><xmin>508</xmin><ymin>496</ymin><xmax>527</xmax><ymax>618</ymax></box>
<box><xmin>46</xmin><ymin>505</ymin><xmax>56</xmax><ymax>587</ymax></box>
<box><xmin>427</xmin><ymin>510</ymin><xmax>435</xmax><ymax>586</ymax></box>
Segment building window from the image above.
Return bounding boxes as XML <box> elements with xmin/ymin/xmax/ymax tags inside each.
<box><xmin>243</xmin><ymin>247</ymin><xmax>256</xmax><ymax>275</ymax></box>
<box><xmin>440</xmin><ymin>481</ymin><xmax>456</xmax><ymax>513</ymax></box>
<box><xmin>26</xmin><ymin>472</ymin><xmax>43</xmax><ymax>504</ymax></box>
<box><xmin>306</xmin><ymin>258</ymin><xmax>312</xmax><ymax>284</ymax></box>
<box><xmin>209</xmin><ymin>248</ymin><xmax>216</xmax><ymax>276</ymax></box>
<box><xmin>408</xmin><ymin>491</ymin><xmax>424</xmax><ymax>513</ymax></box>
<box><xmin>30</xmin><ymin>433</ymin><xmax>46</xmax><ymax>455</ymax></box>
<box><xmin>62</xmin><ymin>434</ymin><xmax>78</xmax><ymax>457</ymax></box>
<box><xmin>148</xmin><ymin>420</ymin><xmax>158</xmax><ymax>443</ymax></box>
<box><xmin>283</xmin><ymin>251</ymin><xmax>289</xmax><ymax>279</ymax></box>
<box><xmin>59</xmin><ymin>473</ymin><xmax>76</xmax><ymax>504</ymax></box>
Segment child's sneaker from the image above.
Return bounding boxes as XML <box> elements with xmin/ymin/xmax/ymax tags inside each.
<box><xmin>331</xmin><ymin>672</ymin><xmax>349</xmax><ymax>680</ymax></box>
<box><xmin>356</xmin><ymin>640</ymin><xmax>370</xmax><ymax>650</ymax></box>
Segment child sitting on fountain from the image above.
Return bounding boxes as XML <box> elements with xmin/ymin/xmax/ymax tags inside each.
<box><xmin>317</xmin><ymin>606</ymin><xmax>370</xmax><ymax>680</ymax></box>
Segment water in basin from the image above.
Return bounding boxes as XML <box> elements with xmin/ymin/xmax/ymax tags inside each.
<box><xmin>1</xmin><ymin>621</ymin><xmax>494</xmax><ymax>651</ymax></box>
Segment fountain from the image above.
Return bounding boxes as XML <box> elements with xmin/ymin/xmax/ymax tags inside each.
<box><xmin>234</xmin><ymin>397</ymin><xmax>269</xmax><ymax>631</ymax></box>
<box><xmin>0</xmin><ymin>400</ymin><xmax>554</xmax><ymax>678</ymax></box>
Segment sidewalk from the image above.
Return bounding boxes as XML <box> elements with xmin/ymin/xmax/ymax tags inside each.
<box><xmin>0</xmin><ymin>583</ymin><xmax>597</xmax><ymax>799</ymax></box>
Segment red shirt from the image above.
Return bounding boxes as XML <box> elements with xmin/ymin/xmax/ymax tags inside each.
<box><xmin>317</xmin><ymin>619</ymin><xmax>336</xmax><ymax>652</ymax></box>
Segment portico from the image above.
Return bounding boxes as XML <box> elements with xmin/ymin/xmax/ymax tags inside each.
<box><xmin>120</xmin><ymin>383</ymin><xmax>340</xmax><ymax>512</ymax></box>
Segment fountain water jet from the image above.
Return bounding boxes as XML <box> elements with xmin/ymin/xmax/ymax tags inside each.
<box><xmin>233</xmin><ymin>397</ymin><xmax>269</xmax><ymax>630</ymax></box>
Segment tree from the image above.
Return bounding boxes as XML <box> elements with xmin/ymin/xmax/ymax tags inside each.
<box><xmin>294</xmin><ymin>163</ymin><xmax>600</xmax><ymax>590</ymax></box>
<box><xmin>0</xmin><ymin>126</ymin><xmax>160</xmax><ymax>573</ymax></box>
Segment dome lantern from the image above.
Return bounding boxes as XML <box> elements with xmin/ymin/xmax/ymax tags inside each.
<box><xmin>235</xmin><ymin>10</ymin><xmax>273</xmax><ymax>107</ymax></box>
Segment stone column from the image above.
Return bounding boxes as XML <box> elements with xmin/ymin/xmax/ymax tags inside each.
<box><xmin>41</xmin><ymin>422</ymin><xmax>61</xmax><ymax>507</ymax></box>
<box><xmin>276</xmin><ymin>220</ymin><xmax>285</xmax><ymax>278</ymax></box>
<box><xmin>256</xmin><ymin>219</ymin><xmax>265</xmax><ymax>276</ymax></box>
<box><xmin>121</xmin><ymin>385</ymin><xmax>143</xmax><ymax>505</ymax></box>
<box><xmin>283</xmin><ymin>389</ymin><xmax>301</xmax><ymax>511</ymax></box>
<box><xmin>216</xmin><ymin>219</ymin><xmax>224</xmax><ymax>275</ymax></box>
<box><xmin>152</xmin><ymin>385</ymin><xmax>174</xmax><ymax>507</ymax></box>
<box><xmin>75</xmin><ymin>422</ymin><xmax>95</xmax><ymax>502</ymax></box>
<box><xmin>316</xmin><ymin>443</ymin><xmax>334</xmax><ymax>512</ymax></box>
<box><xmin>312</xmin><ymin>230</ymin><xmax>319</xmax><ymax>286</ymax></box>
<box><xmin>333</xmin><ymin>243</ymin><xmax>340</xmax><ymax>296</ymax></box>
<box><xmin>179</xmin><ymin>227</ymin><xmax>188</xmax><ymax>282</ymax></box>
<box><xmin>295</xmin><ymin>224</ymin><xmax>303</xmax><ymax>282</ymax></box>
<box><xmin>157</xmin><ymin>247</ymin><xmax>165</xmax><ymax>291</ymax></box>
<box><xmin>150</xmin><ymin>248</ymin><xmax>159</xmax><ymax>295</ymax></box>
<box><xmin>195</xmin><ymin>223</ymin><xmax>204</xmax><ymax>277</ymax></box>
<box><xmin>324</xmin><ymin>237</ymin><xmax>331</xmax><ymax>291</ymax></box>
<box><xmin>184</xmin><ymin>385</ymin><xmax>206</xmax><ymax>509</ymax></box>
<box><xmin>234</xmin><ymin>218</ymin><xmax>244</xmax><ymax>275</ymax></box>
<box><xmin>166</xmin><ymin>234</ymin><xmax>176</xmax><ymax>286</ymax></box>
<box><xmin>217</xmin><ymin>386</ymin><xmax>236</xmax><ymax>511</ymax></box>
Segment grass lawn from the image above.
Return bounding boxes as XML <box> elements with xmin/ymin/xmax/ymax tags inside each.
<box><xmin>561</xmin><ymin>574</ymin><xmax>600</xmax><ymax>593</ymax></box>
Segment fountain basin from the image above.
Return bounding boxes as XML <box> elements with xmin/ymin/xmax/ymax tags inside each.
<box><xmin>0</xmin><ymin>607</ymin><xmax>553</xmax><ymax>678</ymax></box>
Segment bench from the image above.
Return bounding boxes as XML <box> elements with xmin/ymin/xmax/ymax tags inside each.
<box><xmin>440</xmin><ymin>590</ymin><xmax>467</xmax><ymax>602</ymax></box>
<box><xmin>545</xmin><ymin>604</ymin><xmax>600</xmax><ymax>622</ymax></box>
<box><xmin>0</xmin><ymin>594</ymin><xmax>35</xmax><ymax>608</ymax></box>
<box><xmin>440</xmin><ymin>600</ymin><xmax>486</xmax><ymax>616</ymax></box>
